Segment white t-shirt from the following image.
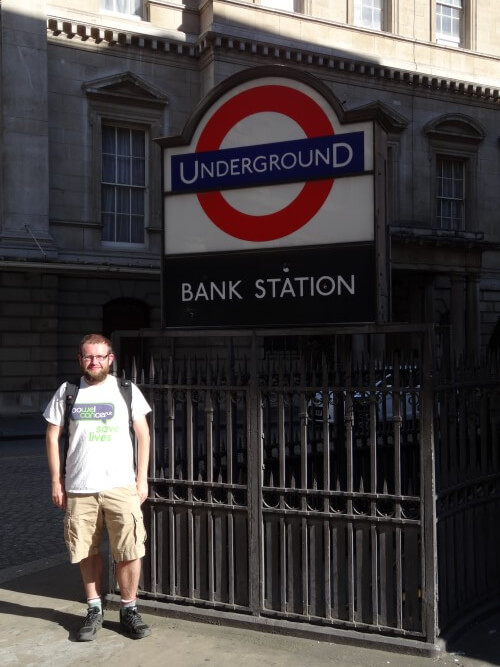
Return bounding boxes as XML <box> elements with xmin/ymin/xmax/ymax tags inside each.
<box><xmin>43</xmin><ymin>375</ymin><xmax>151</xmax><ymax>494</ymax></box>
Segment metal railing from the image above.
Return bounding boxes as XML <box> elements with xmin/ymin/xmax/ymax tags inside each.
<box><xmin>108</xmin><ymin>326</ymin><xmax>446</xmax><ymax>651</ymax></box>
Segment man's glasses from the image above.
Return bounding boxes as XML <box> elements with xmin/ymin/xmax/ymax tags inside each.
<box><xmin>80</xmin><ymin>354</ymin><xmax>110</xmax><ymax>362</ymax></box>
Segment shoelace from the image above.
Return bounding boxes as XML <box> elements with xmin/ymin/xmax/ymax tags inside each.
<box><xmin>122</xmin><ymin>609</ymin><xmax>145</xmax><ymax>627</ymax></box>
<box><xmin>83</xmin><ymin>608</ymin><xmax>101</xmax><ymax>626</ymax></box>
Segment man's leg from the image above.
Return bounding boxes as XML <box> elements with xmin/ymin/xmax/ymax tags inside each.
<box><xmin>76</xmin><ymin>554</ymin><xmax>104</xmax><ymax>641</ymax></box>
<box><xmin>80</xmin><ymin>553</ymin><xmax>103</xmax><ymax>600</ymax></box>
<box><xmin>105</xmin><ymin>486</ymin><xmax>151</xmax><ymax>639</ymax></box>
<box><xmin>115</xmin><ymin>558</ymin><xmax>140</xmax><ymax>600</ymax></box>
<box><xmin>65</xmin><ymin>493</ymin><xmax>104</xmax><ymax>642</ymax></box>
<box><xmin>116</xmin><ymin>557</ymin><xmax>151</xmax><ymax>639</ymax></box>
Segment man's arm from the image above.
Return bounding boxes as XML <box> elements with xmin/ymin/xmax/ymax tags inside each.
<box><xmin>133</xmin><ymin>415</ymin><xmax>150</xmax><ymax>504</ymax></box>
<box><xmin>46</xmin><ymin>423</ymin><xmax>66</xmax><ymax>509</ymax></box>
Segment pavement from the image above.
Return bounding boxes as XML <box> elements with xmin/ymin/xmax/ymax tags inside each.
<box><xmin>1</xmin><ymin>416</ymin><xmax>499</xmax><ymax>666</ymax></box>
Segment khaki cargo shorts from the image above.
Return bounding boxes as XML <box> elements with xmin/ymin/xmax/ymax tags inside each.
<box><xmin>64</xmin><ymin>485</ymin><xmax>147</xmax><ymax>564</ymax></box>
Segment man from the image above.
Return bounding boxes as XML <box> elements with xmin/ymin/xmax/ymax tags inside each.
<box><xmin>44</xmin><ymin>333</ymin><xmax>152</xmax><ymax>641</ymax></box>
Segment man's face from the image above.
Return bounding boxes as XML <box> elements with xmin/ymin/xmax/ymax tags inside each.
<box><xmin>79</xmin><ymin>342</ymin><xmax>114</xmax><ymax>385</ymax></box>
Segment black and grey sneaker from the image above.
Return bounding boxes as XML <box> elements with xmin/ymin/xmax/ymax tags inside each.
<box><xmin>119</xmin><ymin>606</ymin><xmax>151</xmax><ymax>639</ymax></box>
<box><xmin>76</xmin><ymin>607</ymin><xmax>103</xmax><ymax>642</ymax></box>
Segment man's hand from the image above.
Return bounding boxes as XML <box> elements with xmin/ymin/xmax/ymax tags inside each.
<box><xmin>136</xmin><ymin>477</ymin><xmax>148</xmax><ymax>504</ymax></box>
<box><xmin>51</xmin><ymin>480</ymin><xmax>67</xmax><ymax>510</ymax></box>
<box><xmin>133</xmin><ymin>415</ymin><xmax>150</xmax><ymax>505</ymax></box>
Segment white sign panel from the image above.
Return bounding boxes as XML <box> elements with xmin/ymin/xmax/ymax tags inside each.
<box><xmin>163</xmin><ymin>76</ymin><xmax>374</xmax><ymax>255</ymax></box>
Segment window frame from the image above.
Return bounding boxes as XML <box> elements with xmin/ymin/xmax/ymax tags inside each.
<box><xmin>353</xmin><ymin>0</ymin><xmax>383</xmax><ymax>31</ymax></box>
<box><xmin>435</xmin><ymin>0</ymin><xmax>463</xmax><ymax>46</ymax></box>
<box><xmin>425</xmin><ymin>114</ymin><xmax>484</xmax><ymax>234</ymax></box>
<box><xmin>83</xmin><ymin>73</ymin><xmax>167</xmax><ymax>253</ymax></box>
<box><xmin>255</xmin><ymin>0</ymin><xmax>305</xmax><ymax>12</ymax></box>
<box><xmin>432</xmin><ymin>0</ymin><xmax>475</xmax><ymax>49</ymax></box>
<box><xmin>101</xmin><ymin>123</ymin><xmax>148</xmax><ymax>248</ymax></box>
<box><xmin>87</xmin><ymin>106</ymin><xmax>164</xmax><ymax>252</ymax></box>
<box><xmin>435</xmin><ymin>154</ymin><xmax>466</xmax><ymax>231</ymax></box>
<box><xmin>348</xmin><ymin>0</ymin><xmax>395</xmax><ymax>33</ymax></box>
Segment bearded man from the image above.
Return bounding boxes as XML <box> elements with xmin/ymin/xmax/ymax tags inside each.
<box><xmin>44</xmin><ymin>333</ymin><xmax>152</xmax><ymax>642</ymax></box>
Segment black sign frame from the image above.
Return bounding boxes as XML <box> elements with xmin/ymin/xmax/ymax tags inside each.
<box><xmin>163</xmin><ymin>243</ymin><xmax>376</xmax><ymax>328</ymax></box>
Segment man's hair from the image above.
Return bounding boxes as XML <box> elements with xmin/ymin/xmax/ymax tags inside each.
<box><xmin>79</xmin><ymin>334</ymin><xmax>113</xmax><ymax>355</ymax></box>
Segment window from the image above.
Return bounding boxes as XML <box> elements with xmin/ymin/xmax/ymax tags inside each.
<box><xmin>83</xmin><ymin>72</ymin><xmax>167</xmax><ymax>251</ymax></box>
<box><xmin>101</xmin><ymin>125</ymin><xmax>146</xmax><ymax>245</ymax></box>
<box><xmin>436</xmin><ymin>157</ymin><xmax>464</xmax><ymax>230</ymax></box>
<box><xmin>101</xmin><ymin>0</ymin><xmax>141</xmax><ymax>17</ymax></box>
<box><xmin>354</xmin><ymin>0</ymin><xmax>383</xmax><ymax>30</ymax></box>
<box><xmin>260</xmin><ymin>0</ymin><xmax>294</xmax><ymax>9</ymax></box>
<box><xmin>425</xmin><ymin>114</ymin><xmax>484</xmax><ymax>234</ymax></box>
<box><xmin>436</xmin><ymin>0</ymin><xmax>462</xmax><ymax>45</ymax></box>
<box><xmin>256</xmin><ymin>0</ymin><xmax>306</xmax><ymax>12</ymax></box>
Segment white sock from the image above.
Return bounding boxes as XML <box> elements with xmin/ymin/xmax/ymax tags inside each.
<box><xmin>87</xmin><ymin>597</ymin><xmax>102</xmax><ymax>612</ymax></box>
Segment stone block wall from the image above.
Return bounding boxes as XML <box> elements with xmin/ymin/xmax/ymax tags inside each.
<box><xmin>0</xmin><ymin>269</ymin><xmax>160</xmax><ymax>415</ymax></box>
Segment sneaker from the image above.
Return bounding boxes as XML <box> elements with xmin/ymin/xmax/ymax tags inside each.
<box><xmin>119</xmin><ymin>606</ymin><xmax>152</xmax><ymax>639</ymax></box>
<box><xmin>76</xmin><ymin>607</ymin><xmax>103</xmax><ymax>642</ymax></box>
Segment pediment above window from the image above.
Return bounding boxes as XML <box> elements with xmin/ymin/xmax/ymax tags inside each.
<box><xmin>424</xmin><ymin>114</ymin><xmax>485</xmax><ymax>144</ymax></box>
<box><xmin>347</xmin><ymin>100</ymin><xmax>409</xmax><ymax>134</ymax></box>
<box><xmin>82</xmin><ymin>72</ymin><xmax>168</xmax><ymax>109</ymax></box>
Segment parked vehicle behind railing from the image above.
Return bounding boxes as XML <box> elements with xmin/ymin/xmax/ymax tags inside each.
<box><xmin>307</xmin><ymin>371</ymin><xmax>420</xmax><ymax>425</ymax></box>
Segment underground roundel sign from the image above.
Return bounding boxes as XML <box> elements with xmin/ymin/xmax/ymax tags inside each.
<box><xmin>163</xmin><ymin>74</ymin><xmax>374</xmax><ymax>255</ymax></box>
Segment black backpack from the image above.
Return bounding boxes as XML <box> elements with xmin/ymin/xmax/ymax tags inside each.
<box><xmin>62</xmin><ymin>376</ymin><xmax>133</xmax><ymax>474</ymax></box>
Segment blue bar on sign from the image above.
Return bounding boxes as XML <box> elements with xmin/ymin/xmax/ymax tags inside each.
<box><xmin>170</xmin><ymin>131</ymin><xmax>365</xmax><ymax>193</ymax></box>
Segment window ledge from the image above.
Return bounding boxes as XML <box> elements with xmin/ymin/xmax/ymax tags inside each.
<box><xmin>102</xmin><ymin>241</ymin><xmax>147</xmax><ymax>250</ymax></box>
<box><xmin>390</xmin><ymin>226</ymin><xmax>487</xmax><ymax>247</ymax></box>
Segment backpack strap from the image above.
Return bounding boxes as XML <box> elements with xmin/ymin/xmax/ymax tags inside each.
<box><xmin>116</xmin><ymin>377</ymin><xmax>137</xmax><ymax>468</ymax></box>
<box><xmin>63</xmin><ymin>378</ymin><xmax>81</xmax><ymax>477</ymax></box>
<box><xmin>117</xmin><ymin>377</ymin><xmax>134</xmax><ymax>437</ymax></box>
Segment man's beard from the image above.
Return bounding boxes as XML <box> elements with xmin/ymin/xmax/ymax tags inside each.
<box><xmin>82</xmin><ymin>365</ymin><xmax>110</xmax><ymax>384</ymax></box>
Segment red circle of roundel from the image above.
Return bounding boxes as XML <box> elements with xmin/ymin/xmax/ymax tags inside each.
<box><xmin>195</xmin><ymin>85</ymin><xmax>335</xmax><ymax>242</ymax></box>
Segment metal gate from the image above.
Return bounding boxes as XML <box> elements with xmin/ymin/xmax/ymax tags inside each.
<box><xmin>111</xmin><ymin>325</ymin><xmax>437</xmax><ymax>650</ymax></box>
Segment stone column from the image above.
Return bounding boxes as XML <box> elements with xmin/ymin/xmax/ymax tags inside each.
<box><xmin>0</xmin><ymin>0</ymin><xmax>50</xmax><ymax>253</ymax></box>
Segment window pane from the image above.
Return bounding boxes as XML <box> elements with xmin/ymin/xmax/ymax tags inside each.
<box><xmin>132</xmin><ymin>157</ymin><xmax>145</xmax><ymax>186</ymax></box>
<box><xmin>102</xmin><ymin>155</ymin><xmax>115</xmax><ymax>184</ymax></box>
<box><xmin>130</xmin><ymin>217</ymin><xmax>144</xmax><ymax>243</ymax></box>
<box><xmin>101</xmin><ymin>185</ymin><xmax>115</xmax><ymax>214</ymax></box>
<box><xmin>117</xmin><ymin>156</ymin><xmax>131</xmax><ymax>185</ymax></box>
<box><xmin>116</xmin><ymin>215</ymin><xmax>130</xmax><ymax>242</ymax></box>
<box><xmin>101</xmin><ymin>213</ymin><xmax>114</xmax><ymax>242</ymax></box>
<box><xmin>132</xmin><ymin>130</ymin><xmax>145</xmax><ymax>157</ymax></box>
<box><xmin>117</xmin><ymin>128</ymin><xmax>131</xmax><ymax>157</ymax></box>
<box><xmin>102</xmin><ymin>126</ymin><xmax>115</xmax><ymax>153</ymax></box>
<box><xmin>117</xmin><ymin>187</ymin><xmax>130</xmax><ymax>214</ymax></box>
<box><xmin>131</xmin><ymin>189</ymin><xmax>144</xmax><ymax>215</ymax></box>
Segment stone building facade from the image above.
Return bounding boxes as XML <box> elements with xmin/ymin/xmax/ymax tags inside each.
<box><xmin>0</xmin><ymin>0</ymin><xmax>499</xmax><ymax>416</ymax></box>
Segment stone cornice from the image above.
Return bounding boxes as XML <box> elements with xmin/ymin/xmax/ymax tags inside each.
<box><xmin>46</xmin><ymin>17</ymin><xmax>500</xmax><ymax>103</ymax></box>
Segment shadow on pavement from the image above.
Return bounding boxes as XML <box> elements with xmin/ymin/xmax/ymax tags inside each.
<box><xmin>0</xmin><ymin>599</ymin><xmax>80</xmax><ymax>639</ymax></box>
<box><xmin>0</xmin><ymin>562</ymin><xmax>83</xmax><ymax>602</ymax></box>
<box><xmin>441</xmin><ymin>611</ymin><xmax>500</xmax><ymax>667</ymax></box>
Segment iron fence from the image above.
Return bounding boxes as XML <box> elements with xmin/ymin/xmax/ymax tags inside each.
<box><xmin>107</xmin><ymin>326</ymin><xmax>445</xmax><ymax>651</ymax></box>
<box><xmin>434</xmin><ymin>356</ymin><xmax>500</xmax><ymax>632</ymax></box>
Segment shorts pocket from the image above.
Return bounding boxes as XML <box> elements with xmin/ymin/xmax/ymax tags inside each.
<box><xmin>132</xmin><ymin>511</ymin><xmax>147</xmax><ymax>547</ymax></box>
<box><xmin>63</xmin><ymin>514</ymin><xmax>76</xmax><ymax>550</ymax></box>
